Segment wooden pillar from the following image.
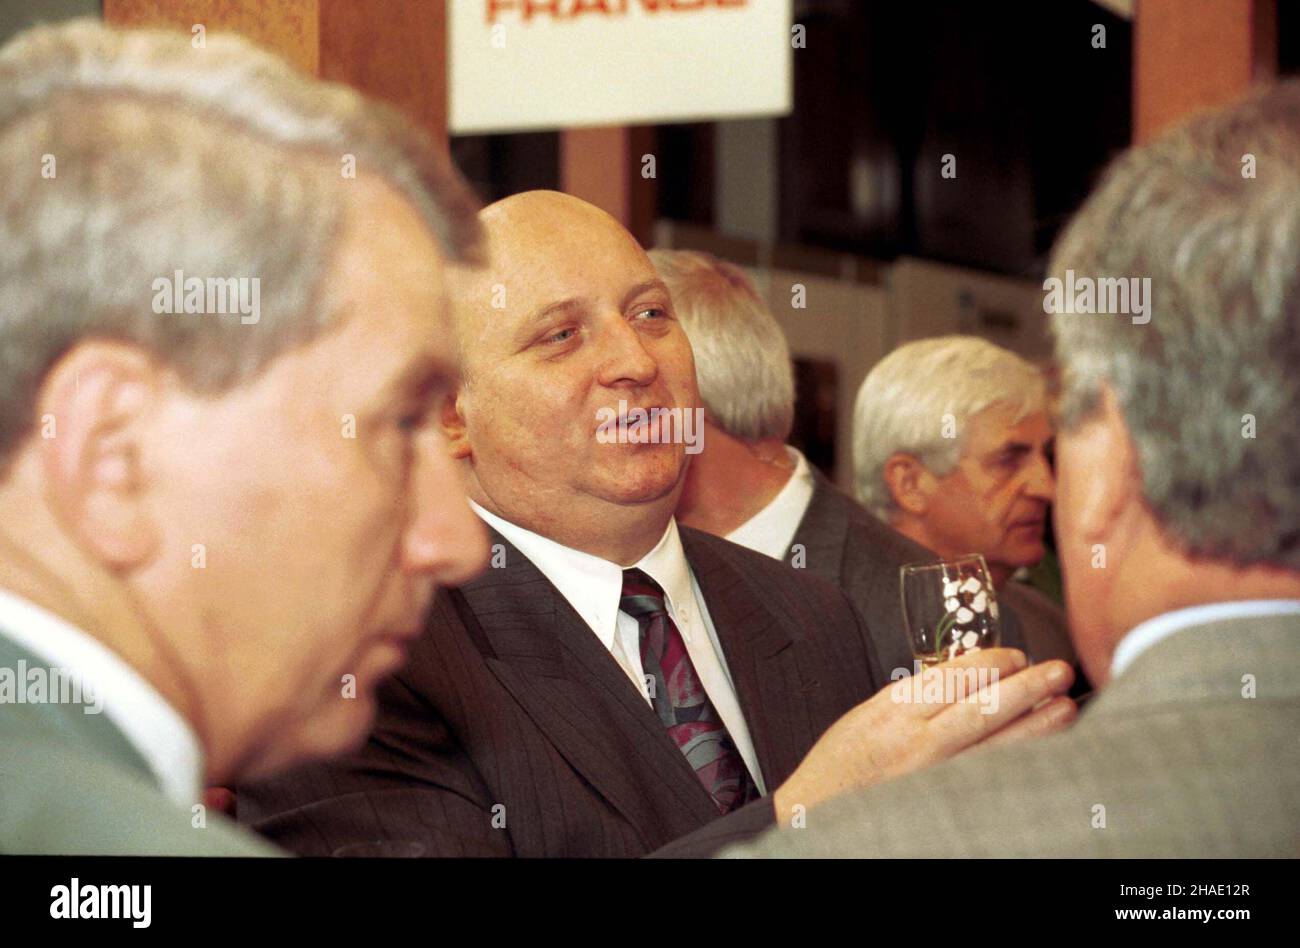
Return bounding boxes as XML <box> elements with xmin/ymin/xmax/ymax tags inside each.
<box><xmin>1134</xmin><ymin>0</ymin><xmax>1276</xmax><ymax>143</ymax></box>
<box><xmin>318</xmin><ymin>0</ymin><xmax>448</xmax><ymax>148</ymax></box>
<box><xmin>103</xmin><ymin>0</ymin><xmax>447</xmax><ymax>147</ymax></box>
<box><xmin>103</xmin><ymin>0</ymin><xmax>319</xmax><ymax>74</ymax></box>
<box><xmin>561</xmin><ymin>126</ymin><xmax>658</xmax><ymax>248</ymax></box>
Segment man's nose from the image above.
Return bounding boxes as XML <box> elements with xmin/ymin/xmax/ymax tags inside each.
<box><xmin>595</xmin><ymin>316</ymin><xmax>659</xmax><ymax>388</ymax></box>
<box><xmin>1023</xmin><ymin>450</ymin><xmax>1056</xmax><ymax>502</ymax></box>
<box><xmin>401</xmin><ymin>433</ymin><xmax>490</xmax><ymax>586</ymax></box>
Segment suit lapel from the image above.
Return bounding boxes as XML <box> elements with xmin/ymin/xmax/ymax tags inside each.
<box><xmin>679</xmin><ymin>529</ymin><xmax>824</xmax><ymax>788</ymax></box>
<box><xmin>791</xmin><ymin>473</ymin><xmax>851</xmax><ymax>581</ymax></box>
<box><xmin>457</xmin><ymin>531</ymin><xmax>721</xmax><ymax>841</ymax></box>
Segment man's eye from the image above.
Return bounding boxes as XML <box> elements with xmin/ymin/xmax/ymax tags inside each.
<box><xmin>543</xmin><ymin>327</ymin><xmax>578</xmax><ymax>345</ymax></box>
<box><xmin>633</xmin><ymin>307</ymin><xmax>667</xmax><ymax>321</ymax></box>
<box><xmin>398</xmin><ymin>410</ymin><xmax>427</xmax><ymax>432</ymax></box>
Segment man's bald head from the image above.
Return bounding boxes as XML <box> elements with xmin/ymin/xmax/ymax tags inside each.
<box><xmin>482</xmin><ymin>189</ymin><xmax>633</xmax><ymax>241</ymax></box>
<box><xmin>452</xmin><ymin>191</ymin><xmax>654</xmax><ymax>357</ymax></box>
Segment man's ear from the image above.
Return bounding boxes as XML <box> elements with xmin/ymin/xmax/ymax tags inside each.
<box><xmin>36</xmin><ymin>342</ymin><xmax>162</xmax><ymax>569</ymax></box>
<box><xmin>439</xmin><ymin>389</ymin><xmax>472</xmax><ymax>461</ymax></box>
<box><xmin>882</xmin><ymin>453</ymin><xmax>932</xmax><ymax>515</ymax></box>
<box><xmin>1061</xmin><ymin>384</ymin><xmax>1140</xmax><ymax>545</ymax></box>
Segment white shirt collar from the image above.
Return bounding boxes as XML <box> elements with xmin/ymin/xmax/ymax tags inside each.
<box><xmin>0</xmin><ymin>587</ymin><xmax>203</xmax><ymax>808</ymax></box>
<box><xmin>725</xmin><ymin>446</ymin><xmax>816</xmax><ymax>561</ymax></box>
<box><xmin>469</xmin><ymin>500</ymin><xmax>695</xmax><ymax>643</ymax></box>
<box><xmin>1111</xmin><ymin>599</ymin><xmax>1300</xmax><ymax>679</ymax></box>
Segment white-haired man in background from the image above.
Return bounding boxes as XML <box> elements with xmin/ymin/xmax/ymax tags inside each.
<box><xmin>661</xmin><ymin>251</ymin><xmax>1059</xmax><ymax>681</ymax></box>
<box><xmin>853</xmin><ymin>335</ymin><xmax>1074</xmax><ymax>671</ymax></box>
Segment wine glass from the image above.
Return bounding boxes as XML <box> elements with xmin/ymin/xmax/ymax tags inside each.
<box><xmin>900</xmin><ymin>554</ymin><xmax>1001</xmax><ymax>669</ymax></box>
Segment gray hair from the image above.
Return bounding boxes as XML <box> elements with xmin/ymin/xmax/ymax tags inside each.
<box><xmin>1049</xmin><ymin>81</ymin><xmax>1300</xmax><ymax>569</ymax></box>
<box><xmin>0</xmin><ymin>19</ymin><xmax>482</xmax><ymax>469</ymax></box>
<box><xmin>649</xmin><ymin>249</ymin><xmax>794</xmax><ymax>441</ymax></box>
<box><xmin>852</xmin><ymin>336</ymin><xmax>1046</xmax><ymax>519</ymax></box>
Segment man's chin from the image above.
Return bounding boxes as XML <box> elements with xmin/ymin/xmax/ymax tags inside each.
<box><xmin>591</xmin><ymin>451</ymin><xmax>687</xmax><ymax>503</ymax></box>
<box><xmin>236</xmin><ymin>694</ymin><xmax>378</xmax><ymax>783</ymax></box>
<box><xmin>237</xmin><ymin>642</ymin><xmax>409</xmax><ymax>781</ymax></box>
<box><xmin>599</xmin><ymin>475</ymin><xmax>682</xmax><ymax>507</ymax></box>
<box><xmin>1001</xmin><ymin>540</ymin><xmax>1047</xmax><ymax>573</ymax></box>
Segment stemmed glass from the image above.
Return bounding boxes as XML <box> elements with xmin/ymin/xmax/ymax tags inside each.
<box><xmin>900</xmin><ymin>554</ymin><xmax>1001</xmax><ymax>669</ymax></box>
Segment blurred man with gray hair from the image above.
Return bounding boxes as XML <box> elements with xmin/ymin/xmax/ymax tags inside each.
<box><xmin>0</xmin><ymin>21</ymin><xmax>488</xmax><ymax>854</ymax></box>
<box><xmin>724</xmin><ymin>82</ymin><xmax>1300</xmax><ymax>857</ymax></box>
<box><xmin>663</xmin><ymin>251</ymin><xmax>1056</xmax><ymax>680</ymax></box>
<box><xmin>853</xmin><ymin>335</ymin><xmax>1074</xmax><ymax>671</ymax></box>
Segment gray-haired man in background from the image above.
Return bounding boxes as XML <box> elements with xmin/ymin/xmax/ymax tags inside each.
<box><xmin>853</xmin><ymin>335</ymin><xmax>1074</xmax><ymax>673</ymax></box>
<box><xmin>724</xmin><ymin>82</ymin><xmax>1300</xmax><ymax>858</ymax></box>
<box><xmin>0</xmin><ymin>20</ymin><xmax>488</xmax><ymax>854</ymax></box>
<box><xmin>661</xmin><ymin>250</ymin><xmax>1060</xmax><ymax>681</ymax></box>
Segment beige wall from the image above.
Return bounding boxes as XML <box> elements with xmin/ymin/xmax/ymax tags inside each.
<box><xmin>752</xmin><ymin>269</ymin><xmax>890</xmax><ymax>490</ymax></box>
<box><xmin>888</xmin><ymin>256</ymin><xmax>1052</xmax><ymax>363</ymax></box>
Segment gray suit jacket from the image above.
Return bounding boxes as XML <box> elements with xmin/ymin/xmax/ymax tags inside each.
<box><xmin>721</xmin><ymin>613</ymin><xmax>1300</xmax><ymax>857</ymax></box>
<box><xmin>790</xmin><ymin>472</ymin><xmax>1071</xmax><ymax>678</ymax></box>
<box><xmin>0</xmin><ymin>630</ymin><xmax>278</xmax><ymax>855</ymax></box>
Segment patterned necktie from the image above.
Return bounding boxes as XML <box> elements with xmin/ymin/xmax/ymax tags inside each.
<box><xmin>619</xmin><ymin>568</ymin><xmax>758</xmax><ymax>814</ymax></box>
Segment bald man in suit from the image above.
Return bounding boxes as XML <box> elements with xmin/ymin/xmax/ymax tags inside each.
<box><xmin>240</xmin><ymin>192</ymin><xmax>1077</xmax><ymax>857</ymax></box>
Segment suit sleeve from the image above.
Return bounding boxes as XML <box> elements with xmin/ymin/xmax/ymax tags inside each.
<box><xmin>238</xmin><ymin>672</ymin><xmax>515</xmax><ymax>858</ymax></box>
<box><xmin>647</xmin><ymin>796</ymin><xmax>777</xmax><ymax>858</ymax></box>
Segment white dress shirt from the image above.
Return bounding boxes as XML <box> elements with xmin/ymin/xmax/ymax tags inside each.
<box><xmin>1111</xmin><ymin>598</ymin><xmax>1300</xmax><ymax>679</ymax></box>
<box><xmin>471</xmin><ymin>500</ymin><xmax>767</xmax><ymax>794</ymax></box>
<box><xmin>725</xmin><ymin>446</ymin><xmax>816</xmax><ymax>562</ymax></box>
<box><xmin>0</xmin><ymin>587</ymin><xmax>203</xmax><ymax>808</ymax></box>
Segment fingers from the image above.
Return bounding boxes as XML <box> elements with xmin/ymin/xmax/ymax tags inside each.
<box><xmin>926</xmin><ymin>659</ymin><xmax>1075</xmax><ymax>759</ymax></box>
<box><xmin>978</xmin><ymin>694</ymin><xmax>1078</xmax><ymax>748</ymax></box>
<box><xmin>882</xmin><ymin>648</ymin><xmax>1029</xmax><ymax>720</ymax></box>
<box><xmin>937</xmin><ymin>646</ymin><xmax>1029</xmax><ymax>677</ymax></box>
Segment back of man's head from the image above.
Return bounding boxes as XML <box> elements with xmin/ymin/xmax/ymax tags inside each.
<box><xmin>1048</xmin><ymin>80</ymin><xmax>1300</xmax><ymax>682</ymax></box>
<box><xmin>649</xmin><ymin>249</ymin><xmax>794</xmax><ymax>444</ymax></box>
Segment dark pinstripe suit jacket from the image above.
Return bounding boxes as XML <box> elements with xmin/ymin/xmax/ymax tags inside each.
<box><xmin>238</xmin><ymin>526</ymin><xmax>881</xmax><ymax>857</ymax></box>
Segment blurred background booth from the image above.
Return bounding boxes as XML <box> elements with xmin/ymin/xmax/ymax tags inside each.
<box><xmin>3</xmin><ymin>0</ymin><xmax>1288</xmax><ymax>487</ymax></box>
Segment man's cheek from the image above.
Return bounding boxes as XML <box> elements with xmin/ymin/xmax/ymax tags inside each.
<box><xmin>988</xmin><ymin>485</ymin><xmax>1022</xmax><ymax>529</ymax></box>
